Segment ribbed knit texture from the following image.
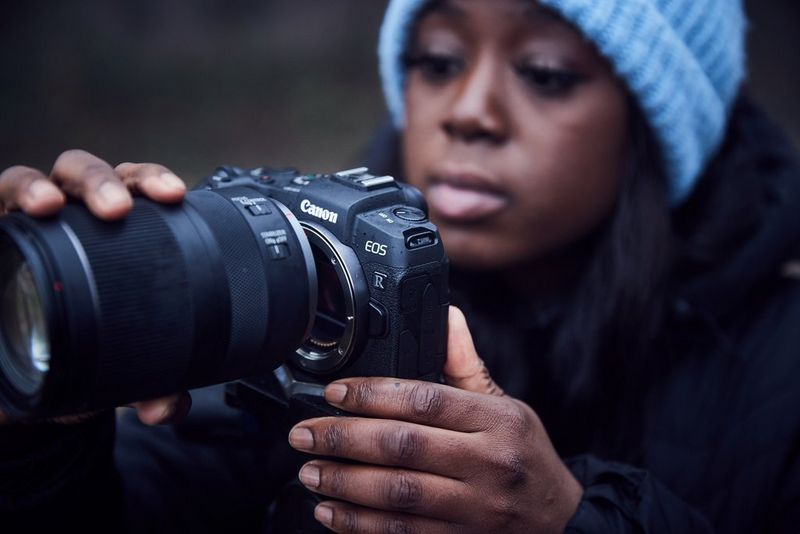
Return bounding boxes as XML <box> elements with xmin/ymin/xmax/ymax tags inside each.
<box><xmin>378</xmin><ymin>0</ymin><xmax>747</xmax><ymax>205</ymax></box>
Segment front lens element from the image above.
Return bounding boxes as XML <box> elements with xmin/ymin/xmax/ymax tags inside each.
<box><xmin>0</xmin><ymin>245</ymin><xmax>49</xmax><ymax>395</ymax></box>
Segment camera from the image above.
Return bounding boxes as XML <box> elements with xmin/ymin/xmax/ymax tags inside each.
<box><xmin>0</xmin><ymin>166</ymin><xmax>449</xmax><ymax>420</ymax></box>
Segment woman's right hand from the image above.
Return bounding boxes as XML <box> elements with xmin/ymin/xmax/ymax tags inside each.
<box><xmin>0</xmin><ymin>149</ymin><xmax>190</xmax><ymax>426</ymax></box>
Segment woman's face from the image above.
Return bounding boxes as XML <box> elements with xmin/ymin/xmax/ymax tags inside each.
<box><xmin>403</xmin><ymin>0</ymin><xmax>629</xmax><ymax>270</ymax></box>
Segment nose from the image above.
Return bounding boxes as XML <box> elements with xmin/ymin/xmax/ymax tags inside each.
<box><xmin>442</xmin><ymin>53</ymin><xmax>509</xmax><ymax>145</ymax></box>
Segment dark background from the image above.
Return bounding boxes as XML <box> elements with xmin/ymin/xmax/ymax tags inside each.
<box><xmin>1</xmin><ymin>1</ymin><xmax>798</xmax><ymax>185</ymax></box>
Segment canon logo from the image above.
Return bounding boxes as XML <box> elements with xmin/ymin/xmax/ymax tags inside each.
<box><xmin>300</xmin><ymin>199</ymin><xmax>339</xmax><ymax>224</ymax></box>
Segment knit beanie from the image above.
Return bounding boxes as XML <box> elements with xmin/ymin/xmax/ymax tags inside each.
<box><xmin>378</xmin><ymin>0</ymin><xmax>747</xmax><ymax>205</ymax></box>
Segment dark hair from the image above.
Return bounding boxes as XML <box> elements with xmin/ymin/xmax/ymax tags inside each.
<box><xmin>548</xmin><ymin>99</ymin><xmax>671</xmax><ymax>420</ymax></box>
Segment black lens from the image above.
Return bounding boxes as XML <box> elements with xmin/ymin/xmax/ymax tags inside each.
<box><xmin>0</xmin><ymin>187</ymin><xmax>316</xmax><ymax>418</ymax></box>
<box><xmin>0</xmin><ymin>241</ymin><xmax>49</xmax><ymax>396</ymax></box>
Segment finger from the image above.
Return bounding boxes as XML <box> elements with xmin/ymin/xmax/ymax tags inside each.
<box><xmin>50</xmin><ymin>149</ymin><xmax>132</xmax><ymax>219</ymax></box>
<box><xmin>288</xmin><ymin>417</ymin><xmax>477</xmax><ymax>478</ymax></box>
<box><xmin>313</xmin><ymin>500</ymin><xmax>459</xmax><ymax>534</ymax></box>
<box><xmin>0</xmin><ymin>166</ymin><xmax>66</xmax><ymax>216</ymax></box>
<box><xmin>131</xmin><ymin>392</ymin><xmax>192</xmax><ymax>426</ymax></box>
<box><xmin>323</xmin><ymin>378</ymin><xmax>506</xmax><ymax>432</ymax></box>
<box><xmin>115</xmin><ymin>162</ymin><xmax>186</xmax><ymax>203</ymax></box>
<box><xmin>443</xmin><ymin>306</ymin><xmax>504</xmax><ymax>396</ymax></box>
<box><xmin>299</xmin><ymin>461</ymin><xmax>469</xmax><ymax>526</ymax></box>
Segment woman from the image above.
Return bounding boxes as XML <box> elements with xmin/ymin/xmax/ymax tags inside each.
<box><xmin>2</xmin><ymin>0</ymin><xmax>799</xmax><ymax>532</ymax></box>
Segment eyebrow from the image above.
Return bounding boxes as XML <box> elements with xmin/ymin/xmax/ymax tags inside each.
<box><xmin>521</xmin><ymin>2</ymin><xmax>570</xmax><ymax>25</ymax></box>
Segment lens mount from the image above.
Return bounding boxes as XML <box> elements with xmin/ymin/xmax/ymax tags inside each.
<box><xmin>292</xmin><ymin>222</ymin><xmax>368</xmax><ymax>374</ymax></box>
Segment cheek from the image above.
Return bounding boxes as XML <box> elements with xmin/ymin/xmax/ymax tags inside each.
<box><xmin>402</xmin><ymin>85</ymin><xmax>441</xmax><ymax>192</ymax></box>
<box><xmin>399</xmin><ymin>75</ymin><xmax>630</xmax><ymax>271</ymax></box>
<box><xmin>499</xmin><ymin>84</ymin><xmax>628</xmax><ymax>259</ymax></box>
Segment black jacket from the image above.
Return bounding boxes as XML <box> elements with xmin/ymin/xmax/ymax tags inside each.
<box><xmin>1</xmin><ymin>99</ymin><xmax>799</xmax><ymax>532</ymax></box>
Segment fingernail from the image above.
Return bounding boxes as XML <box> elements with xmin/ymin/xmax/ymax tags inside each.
<box><xmin>299</xmin><ymin>464</ymin><xmax>320</xmax><ymax>488</ymax></box>
<box><xmin>98</xmin><ymin>182</ymin><xmax>129</xmax><ymax>208</ymax></box>
<box><xmin>27</xmin><ymin>180</ymin><xmax>55</xmax><ymax>201</ymax></box>
<box><xmin>159</xmin><ymin>172</ymin><xmax>185</xmax><ymax>190</ymax></box>
<box><xmin>326</xmin><ymin>383</ymin><xmax>348</xmax><ymax>405</ymax></box>
<box><xmin>288</xmin><ymin>427</ymin><xmax>314</xmax><ymax>450</ymax></box>
<box><xmin>315</xmin><ymin>504</ymin><xmax>333</xmax><ymax>527</ymax></box>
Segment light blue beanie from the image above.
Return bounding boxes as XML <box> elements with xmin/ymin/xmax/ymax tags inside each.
<box><xmin>378</xmin><ymin>0</ymin><xmax>747</xmax><ymax>205</ymax></box>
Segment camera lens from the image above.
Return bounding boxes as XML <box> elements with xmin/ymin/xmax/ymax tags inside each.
<box><xmin>0</xmin><ymin>241</ymin><xmax>50</xmax><ymax>396</ymax></box>
<box><xmin>0</xmin><ymin>188</ymin><xmax>316</xmax><ymax>419</ymax></box>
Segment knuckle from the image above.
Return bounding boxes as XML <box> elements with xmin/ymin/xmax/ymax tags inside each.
<box><xmin>321</xmin><ymin>423</ymin><xmax>349</xmax><ymax>454</ymax></box>
<box><xmin>326</xmin><ymin>466</ymin><xmax>348</xmax><ymax>495</ymax></box>
<box><xmin>406</xmin><ymin>383</ymin><xmax>445</xmax><ymax>419</ymax></box>
<box><xmin>134</xmin><ymin>163</ymin><xmax>166</xmax><ymax>179</ymax></box>
<box><xmin>489</xmin><ymin>495</ymin><xmax>522</xmax><ymax>527</ymax></box>
<box><xmin>0</xmin><ymin>166</ymin><xmax>36</xmax><ymax>191</ymax></box>
<box><xmin>340</xmin><ymin>508</ymin><xmax>360</xmax><ymax>533</ymax></box>
<box><xmin>381</xmin><ymin>518</ymin><xmax>418</xmax><ymax>534</ymax></box>
<box><xmin>351</xmin><ymin>381</ymin><xmax>375</xmax><ymax>409</ymax></box>
<box><xmin>384</xmin><ymin>473</ymin><xmax>423</xmax><ymax>510</ymax></box>
<box><xmin>495</xmin><ymin>403</ymin><xmax>530</xmax><ymax>438</ymax></box>
<box><xmin>489</xmin><ymin>450</ymin><xmax>528</xmax><ymax>489</ymax></box>
<box><xmin>0</xmin><ymin>165</ymin><xmax>30</xmax><ymax>183</ymax></box>
<box><xmin>82</xmin><ymin>162</ymin><xmax>114</xmax><ymax>183</ymax></box>
<box><xmin>55</xmin><ymin>148</ymin><xmax>88</xmax><ymax>165</ymax></box>
<box><xmin>382</xmin><ymin>426</ymin><xmax>426</xmax><ymax>463</ymax></box>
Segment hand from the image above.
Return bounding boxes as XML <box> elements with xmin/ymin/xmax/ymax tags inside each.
<box><xmin>0</xmin><ymin>149</ymin><xmax>186</xmax><ymax>220</ymax></box>
<box><xmin>0</xmin><ymin>149</ymin><xmax>189</xmax><ymax>426</ymax></box>
<box><xmin>288</xmin><ymin>307</ymin><xmax>583</xmax><ymax>533</ymax></box>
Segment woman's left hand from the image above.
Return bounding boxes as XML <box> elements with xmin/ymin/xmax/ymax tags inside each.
<box><xmin>288</xmin><ymin>307</ymin><xmax>583</xmax><ymax>533</ymax></box>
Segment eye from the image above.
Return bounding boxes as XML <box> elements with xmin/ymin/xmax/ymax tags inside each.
<box><xmin>403</xmin><ymin>51</ymin><xmax>465</xmax><ymax>83</ymax></box>
<box><xmin>514</xmin><ymin>64</ymin><xmax>586</xmax><ymax>96</ymax></box>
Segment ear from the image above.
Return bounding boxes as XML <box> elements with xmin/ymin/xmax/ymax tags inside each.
<box><xmin>443</xmin><ymin>306</ymin><xmax>504</xmax><ymax>396</ymax></box>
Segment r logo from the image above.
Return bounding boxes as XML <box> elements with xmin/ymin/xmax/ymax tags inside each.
<box><xmin>373</xmin><ymin>272</ymin><xmax>387</xmax><ymax>290</ymax></box>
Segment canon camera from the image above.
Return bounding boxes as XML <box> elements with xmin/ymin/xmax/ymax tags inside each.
<box><xmin>0</xmin><ymin>166</ymin><xmax>449</xmax><ymax>419</ymax></box>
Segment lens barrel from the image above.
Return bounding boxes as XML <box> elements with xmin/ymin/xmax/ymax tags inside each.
<box><xmin>0</xmin><ymin>187</ymin><xmax>316</xmax><ymax>418</ymax></box>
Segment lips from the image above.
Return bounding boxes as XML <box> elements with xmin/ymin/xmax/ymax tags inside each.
<box><xmin>425</xmin><ymin>168</ymin><xmax>508</xmax><ymax>223</ymax></box>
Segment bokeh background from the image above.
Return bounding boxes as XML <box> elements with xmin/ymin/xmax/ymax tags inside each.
<box><xmin>1</xmin><ymin>0</ymin><xmax>798</xmax><ymax>186</ymax></box>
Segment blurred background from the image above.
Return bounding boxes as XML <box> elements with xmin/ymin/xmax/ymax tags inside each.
<box><xmin>1</xmin><ymin>0</ymin><xmax>798</xmax><ymax>186</ymax></box>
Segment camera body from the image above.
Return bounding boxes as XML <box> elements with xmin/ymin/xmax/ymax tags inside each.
<box><xmin>202</xmin><ymin>166</ymin><xmax>449</xmax><ymax>419</ymax></box>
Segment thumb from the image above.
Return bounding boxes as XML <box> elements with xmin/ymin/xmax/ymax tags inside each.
<box><xmin>443</xmin><ymin>306</ymin><xmax>504</xmax><ymax>396</ymax></box>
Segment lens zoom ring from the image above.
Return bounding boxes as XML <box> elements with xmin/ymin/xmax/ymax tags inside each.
<box><xmin>62</xmin><ymin>202</ymin><xmax>193</xmax><ymax>403</ymax></box>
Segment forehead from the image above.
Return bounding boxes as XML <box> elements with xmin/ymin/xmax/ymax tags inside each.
<box><xmin>412</xmin><ymin>0</ymin><xmax>583</xmax><ymax>51</ymax></box>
